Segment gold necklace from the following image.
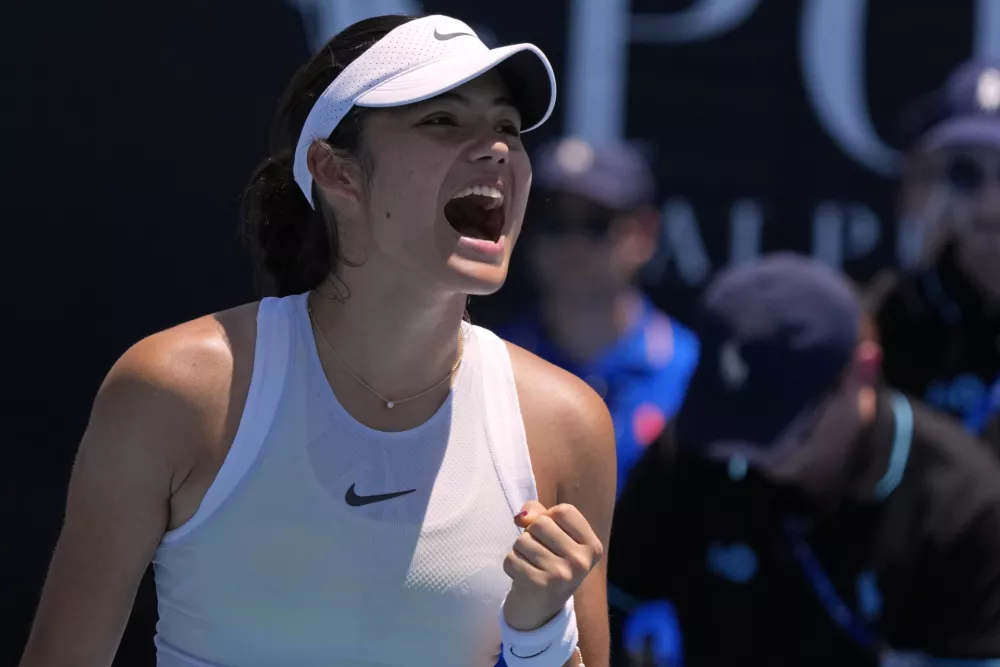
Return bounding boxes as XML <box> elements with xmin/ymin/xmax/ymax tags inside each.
<box><xmin>307</xmin><ymin>307</ymin><xmax>465</xmax><ymax>409</ymax></box>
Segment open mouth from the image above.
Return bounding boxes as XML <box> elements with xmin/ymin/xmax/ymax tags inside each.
<box><xmin>444</xmin><ymin>185</ymin><xmax>505</xmax><ymax>243</ymax></box>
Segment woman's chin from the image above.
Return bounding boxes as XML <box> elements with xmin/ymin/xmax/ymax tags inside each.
<box><xmin>444</xmin><ymin>255</ymin><xmax>510</xmax><ymax>296</ymax></box>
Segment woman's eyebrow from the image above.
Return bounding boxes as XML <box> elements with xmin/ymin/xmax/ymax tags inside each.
<box><xmin>415</xmin><ymin>91</ymin><xmax>519</xmax><ymax>112</ymax></box>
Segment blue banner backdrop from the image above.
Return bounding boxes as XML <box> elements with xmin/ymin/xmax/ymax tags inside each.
<box><xmin>4</xmin><ymin>1</ymin><xmax>996</xmax><ymax>665</ymax></box>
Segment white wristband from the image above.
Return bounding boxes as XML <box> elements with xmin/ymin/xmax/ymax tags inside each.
<box><xmin>500</xmin><ymin>595</ymin><xmax>579</xmax><ymax>667</ymax></box>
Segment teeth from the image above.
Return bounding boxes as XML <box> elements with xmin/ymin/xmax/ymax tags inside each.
<box><xmin>450</xmin><ymin>185</ymin><xmax>504</xmax><ymax>209</ymax></box>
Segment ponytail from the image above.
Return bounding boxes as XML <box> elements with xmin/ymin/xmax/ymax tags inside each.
<box><xmin>240</xmin><ymin>14</ymin><xmax>416</xmax><ymax>298</ymax></box>
<box><xmin>241</xmin><ymin>149</ymin><xmax>333</xmax><ymax>297</ymax></box>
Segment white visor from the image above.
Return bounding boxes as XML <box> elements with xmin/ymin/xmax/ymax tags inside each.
<box><xmin>293</xmin><ymin>15</ymin><xmax>557</xmax><ymax>207</ymax></box>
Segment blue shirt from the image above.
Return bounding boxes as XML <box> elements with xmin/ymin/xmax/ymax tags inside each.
<box><xmin>499</xmin><ymin>298</ymin><xmax>699</xmax><ymax>494</ymax></box>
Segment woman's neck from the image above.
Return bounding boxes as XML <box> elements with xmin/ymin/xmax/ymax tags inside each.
<box><xmin>307</xmin><ymin>272</ymin><xmax>467</xmax><ymax>403</ymax></box>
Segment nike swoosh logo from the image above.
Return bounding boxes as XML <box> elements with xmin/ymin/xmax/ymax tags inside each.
<box><xmin>344</xmin><ymin>483</ymin><xmax>417</xmax><ymax>507</ymax></box>
<box><xmin>509</xmin><ymin>644</ymin><xmax>551</xmax><ymax>660</ymax></box>
<box><xmin>434</xmin><ymin>29</ymin><xmax>474</xmax><ymax>41</ymax></box>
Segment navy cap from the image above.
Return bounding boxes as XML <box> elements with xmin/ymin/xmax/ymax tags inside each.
<box><xmin>924</xmin><ymin>59</ymin><xmax>1000</xmax><ymax>151</ymax></box>
<box><xmin>674</xmin><ymin>254</ymin><xmax>860</xmax><ymax>452</ymax></box>
<box><xmin>533</xmin><ymin>137</ymin><xmax>656</xmax><ymax>211</ymax></box>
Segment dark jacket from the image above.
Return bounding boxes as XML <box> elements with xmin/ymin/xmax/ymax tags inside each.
<box><xmin>873</xmin><ymin>244</ymin><xmax>1000</xmax><ymax>456</ymax></box>
<box><xmin>609</xmin><ymin>391</ymin><xmax>1000</xmax><ymax>666</ymax></box>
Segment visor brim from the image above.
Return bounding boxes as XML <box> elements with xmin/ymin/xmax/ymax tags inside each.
<box><xmin>355</xmin><ymin>43</ymin><xmax>556</xmax><ymax>132</ymax></box>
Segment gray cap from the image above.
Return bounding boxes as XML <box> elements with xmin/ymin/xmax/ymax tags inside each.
<box><xmin>924</xmin><ymin>59</ymin><xmax>1000</xmax><ymax>151</ymax></box>
<box><xmin>533</xmin><ymin>137</ymin><xmax>656</xmax><ymax>211</ymax></box>
<box><xmin>675</xmin><ymin>253</ymin><xmax>860</xmax><ymax>452</ymax></box>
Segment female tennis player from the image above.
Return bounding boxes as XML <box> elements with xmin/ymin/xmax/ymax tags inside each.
<box><xmin>19</xmin><ymin>13</ymin><xmax>615</xmax><ymax>667</ymax></box>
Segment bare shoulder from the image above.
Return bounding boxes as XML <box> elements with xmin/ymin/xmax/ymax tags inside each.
<box><xmin>109</xmin><ymin>302</ymin><xmax>258</xmax><ymax>391</ymax></box>
<box><xmin>91</xmin><ymin>301</ymin><xmax>260</xmax><ymax>491</ymax></box>
<box><xmin>503</xmin><ymin>341</ymin><xmax>616</xmax><ymax>504</ymax></box>
<box><xmin>17</xmin><ymin>302</ymin><xmax>263</xmax><ymax>667</ymax></box>
<box><xmin>504</xmin><ymin>341</ymin><xmax>613</xmax><ymax>438</ymax></box>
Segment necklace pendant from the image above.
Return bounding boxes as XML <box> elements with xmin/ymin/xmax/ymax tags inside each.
<box><xmin>386</xmin><ymin>401</ymin><xmax>395</xmax><ymax>409</ymax></box>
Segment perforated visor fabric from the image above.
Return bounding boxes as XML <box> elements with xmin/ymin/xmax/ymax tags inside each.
<box><xmin>354</xmin><ymin>44</ymin><xmax>552</xmax><ymax>125</ymax></box>
<box><xmin>292</xmin><ymin>15</ymin><xmax>556</xmax><ymax>206</ymax></box>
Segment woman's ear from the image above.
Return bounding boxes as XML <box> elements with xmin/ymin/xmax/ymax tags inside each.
<box><xmin>853</xmin><ymin>340</ymin><xmax>883</xmax><ymax>386</ymax></box>
<box><xmin>307</xmin><ymin>141</ymin><xmax>365</xmax><ymax>207</ymax></box>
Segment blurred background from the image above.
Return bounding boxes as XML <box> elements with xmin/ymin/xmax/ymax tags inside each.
<box><xmin>5</xmin><ymin>0</ymin><xmax>999</xmax><ymax>664</ymax></box>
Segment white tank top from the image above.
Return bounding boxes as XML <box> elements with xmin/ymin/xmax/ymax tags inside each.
<box><xmin>152</xmin><ymin>294</ymin><xmax>540</xmax><ymax>667</ymax></box>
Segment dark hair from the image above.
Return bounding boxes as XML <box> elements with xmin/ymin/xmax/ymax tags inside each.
<box><xmin>242</xmin><ymin>15</ymin><xmax>417</xmax><ymax>297</ymax></box>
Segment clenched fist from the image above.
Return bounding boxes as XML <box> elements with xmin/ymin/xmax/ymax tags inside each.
<box><xmin>502</xmin><ymin>501</ymin><xmax>605</xmax><ymax>631</ymax></box>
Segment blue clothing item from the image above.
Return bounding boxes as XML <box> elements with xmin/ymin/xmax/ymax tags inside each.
<box><xmin>623</xmin><ymin>600</ymin><xmax>685</xmax><ymax>667</ymax></box>
<box><xmin>499</xmin><ymin>298</ymin><xmax>699</xmax><ymax>494</ymax></box>
<box><xmin>925</xmin><ymin>373</ymin><xmax>1000</xmax><ymax>435</ymax></box>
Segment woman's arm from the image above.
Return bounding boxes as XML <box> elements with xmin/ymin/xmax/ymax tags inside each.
<box><xmin>506</xmin><ymin>343</ymin><xmax>618</xmax><ymax>667</ymax></box>
<box><xmin>553</xmin><ymin>389</ymin><xmax>615</xmax><ymax>667</ymax></box>
<box><xmin>19</xmin><ymin>324</ymin><xmax>235</xmax><ymax>667</ymax></box>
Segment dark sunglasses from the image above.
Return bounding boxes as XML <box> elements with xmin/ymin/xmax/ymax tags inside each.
<box><xmin>943</xmin><ymin>153</ymin><xmax>1000</xmax><ymax>194</ymax></box>
<box><xmin>534</xmin><ymin>212</ymin><xmax>616</xmax><ymax>238</ymax></box>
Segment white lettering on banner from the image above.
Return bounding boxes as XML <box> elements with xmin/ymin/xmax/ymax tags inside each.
<box><xmin>976</xmin><ymin>0</ymin><xmax>1000</xmax><ymax>58</ymax></box>
<box><xmin>846</xmin><ymin>203</ymin><xmax>882</xmax><ymax>258</ymax></box>
<box><xmin>811</xmin><ymin>201</ymin><xmax>883</xmax><ymax>268</ymax></box>
<box><xmin>631</xmin><ymin>0</ymin><xmax>762</xmax><ymax>44</ymax></box>
<box><xmin>562</xmin><ymin>0</ymin><xmax>1000</xmax><ymax>284</ymax></box>
<box><xmin>813</xmin><ymin>202</ymin><xmax>845</xmax><ymax>268</ymax></box>
<box><xmin>729</xmin><ymin>199</ymin><xmax>765</xmax><ymax>265</ymax></box>
<box><xmin>567</xmin><ymin>0</ymin><xmax>761</xmax><ymax>143</ymax></box>
<box><xmin>797</xmin><ymin>0</ymin><xmax>1000</xmax><ymax>176</ymax></box>
<box><xmin>644</xmin><ymin>199</ymin><xmax>884</xmax><ymax>287</ymax></box>
<box><xmin>566</xmin><ymin>0</ymin><xmax>630</xmax><ymax>145</ymax></box>
<box><xmin>800</xmin><ymin>0</ymin><xmax>900</xmax><ymax>176</ymax></box>
<box><xmin>289</xmin><ymin>1</ymin><xmax>1000</xmax><ymax>176</ymax></box>
<box><xmin>569</xmin><ymin>0</ymin><xmax>1000</xmax><ymax>170</ymax></box>
<box><xmin>642</xmin><ymin>199</ymin><xmax>713</xmax><ymax>287</ymax></box>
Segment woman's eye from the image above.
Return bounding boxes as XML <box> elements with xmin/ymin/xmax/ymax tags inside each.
<box><xmin>423</xmin><ymin>116</ymin><xmax>456</xmax><ymax>126</ymax></box>
<box><xmin>499</xmin><ymin>123</ymin><xmax>521</xmax><ymax>137</ymax></box>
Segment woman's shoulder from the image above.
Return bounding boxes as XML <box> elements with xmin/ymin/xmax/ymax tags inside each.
<box><xmin>88</xmin><ymin>302</ymin><xmax>263</xmax><ymax>515</ymax></box>
<box><xmin>502</xmin><ymin>339</ymin><xmax>617</xmax><ymax>535</ymax></box>
<box><xmin>94</xmin><ymin>302</ymin><xmax>262</xmax><ymax>460</ymax></box>
<box><xmin>502</xmin><ymin>340</ymin><xmax>616</xmax><ymax>491</ymax></box>
<box><xmin>110</xmin><ymin>301</ymin><xmax>260</xmax><ymax>396</ymax></box>
<box><xmin>502</xmin><ymin>339</ymin><xmax>610</xmax><ymax>432</ymax></box>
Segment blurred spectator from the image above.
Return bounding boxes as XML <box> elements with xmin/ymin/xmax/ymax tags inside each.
<box><xmin>609</xmin><ymin>254</ymin><xmax>1000</xmax><ymax>666</ymax></box>
<box><xmin>501</xmin><ymin>138</ymin><xmax>699</xmax><ymax>494</ymax></box>
<box><xmin>876</xmin><ymin>60</ymin><xmax>1000</xmax><ymax>454</ymax></box>
<box><xmin>894</xmin><ymin>87</ymin><xmax>950</xmax><ymax>270</ymax></box>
